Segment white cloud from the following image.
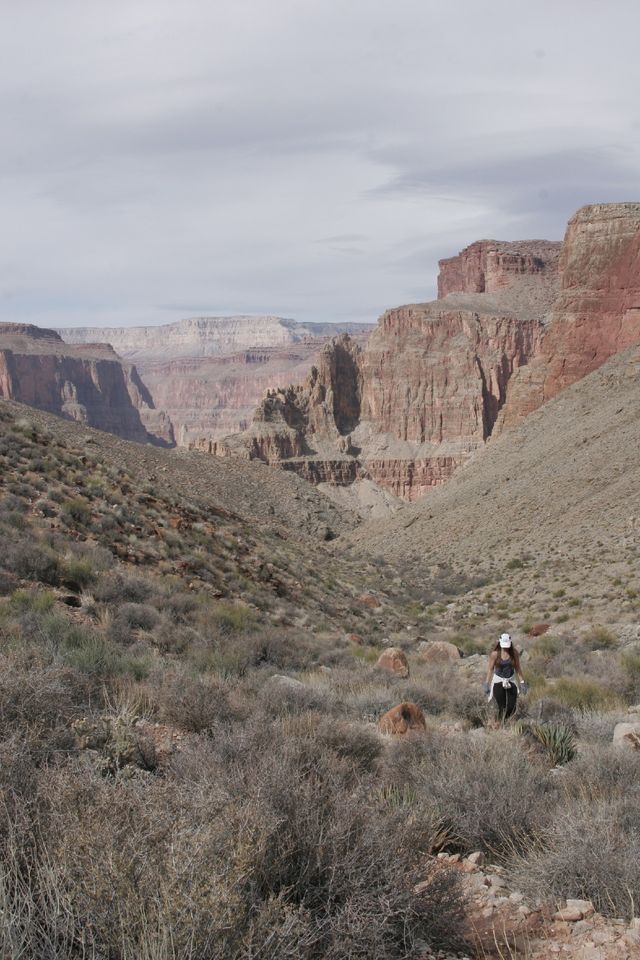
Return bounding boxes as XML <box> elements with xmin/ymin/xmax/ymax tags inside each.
<box><xmin>0</xmin><ymin>0</ymin><xmax>639</xmax><ymax>327</ymax></box>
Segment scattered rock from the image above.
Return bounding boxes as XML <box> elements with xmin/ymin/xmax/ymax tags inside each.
<box><xmin>346</xmin><ymin>632</ymin><xmax>365</xmax><ymax>645</ymax></box>
<box><xmin>378</xmin><ymin>701</ymin><xmax>426</xmax><ymax>735</ymax></box>
<box><xmin>267</xmin><ymin>674</ymin><xmax>305</xmax><ymax>690</ymax></box>
<box><xmin>467</xmin><ymin>851</ymin><xmax>485</xmax><ymax>866</ymax></box>
<box><xmin>528</xmin><ymin>622</ymin><xmax>550</xmax><ymax>636</ymax></box>
<box><xmin>566</xmin><ymin>899</ymin><xmax>595</xmax><ymax>918</ymax></box>
<box><xmin>612</xmin><ymin>721</ymin><xmax>640</xmax><ymax>750</ymax></box>
<box><xmin>416</xmin><ymin>640</ymin><xmax>461</xmax><ymax>664</ymax></box>
<box><xmin>376</xmin><ymin>646</ymin><xmax>410</xmax><ymax>678</ymax></box>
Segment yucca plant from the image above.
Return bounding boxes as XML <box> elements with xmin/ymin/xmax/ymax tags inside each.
<box><xmin>514</xmin><ymin>719</ymin><xmax>577</xmax><ymax>766</ymax></box>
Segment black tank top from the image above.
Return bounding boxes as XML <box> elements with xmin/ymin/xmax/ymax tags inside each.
<box><xmin>495</xmin><ymin>655</ymin><xmax>515</xmax><ymax>679</ymax></box>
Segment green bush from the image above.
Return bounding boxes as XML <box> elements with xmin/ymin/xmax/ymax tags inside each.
<box><xmin>583</xmin><ymin>625</ymin><xmax>617</xmax><ymax>650</ymax></box>
<box><xmin>548</xmin><ymin>677</ymin><xmax>621</xmax><ymax>711</ymax></box>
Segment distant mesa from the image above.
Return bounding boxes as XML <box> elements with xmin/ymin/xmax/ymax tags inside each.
<box><xmin>205</xmin><ymin>202</ymin><xmax>640</xmax><ymax>503</ymax></box>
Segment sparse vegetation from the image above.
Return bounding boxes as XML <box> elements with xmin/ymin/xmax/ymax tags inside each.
<box><xmin>1</xmin><ymin>395</ymin><xmax>640</xmax><ymax>958</ymax></box>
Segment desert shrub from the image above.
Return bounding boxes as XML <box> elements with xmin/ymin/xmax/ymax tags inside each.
<box><xmin>621</xmin><ymin>649</ymin><xmax>640</xmax><ymax>699</ymax></box>
<box><xmin>572</xmin><ymin>709</ymin><xmax>623</xmax><ymax>743</ymax></box>
<box><xmin>453</xmin><ymin>635</ymin><xmax>489</xmax><ymax>657</ymax></box>
<box><xmin>115</xmin><ymin>602</ymin><xmax>161</xmax><ymax>631</ymax></box>
<box><xmin>548</xmin><ymin>677</ymin><xmax>621</xmax><ymax>711</ymax></box>
<box><xmin>208</xmin><ymin>600</ymin><xmax>256</xmax><ymax>635</ymax></box>
<box><xmin>155</xmin><ymin>672</ymin><xmax>240</xmax><ymax>731</ymax></box>
<box><xmin>93</xmin><ymin>572</ymin><xmax>155</xmax><ymax>604</ymax></box>
<box><xmin>509</xmin><ymin>795</ymin><xmax>640</xmax><ymax>919</ymax></box>
<box><xmin>61</xmin><ymin>497</ymin><xmax>91</xmax><ymax>525</ymax></box>
<box><xmin>0</xmin><ymin>729</ymin><xmax>466</xmax><ymax>960</ymax></box>
<box><xmin>532</xmin><ymin>633</ymin><xmax>564</xmax><ymax>660</ymax></box>
<box><xmin>313</xmin><ymin>716</ymin><xmax>383</xmax><ymax>772</ymax></box>
<box><xmin>8</xmin><ymin>588</ymin><xmax>56</xmax><ymax>615</ymax></box>
<box><xmin>0</xmin><ymin>570</ymin><xmax>16</xmax><ymax>596</ymax></box>
<box><xmin>561</xmin><ymin>743</ymin><xmax>640</xmax><ymax>802</ymax></box>
<box><xmin>583</xmin><ymin>625</ymin><xmax>617</xmax><ymax>650</ymax></box>
<box><xmin>0</xmin><ymin>656</ymin><xmax>91</xmax><ymax>736</ymax></box>
<box><xmin>258</xmin><ymin>677</ymin><xmax>328</xmax><ymax>717</ymax></box>
<box><xmin>60</xmin><ymin>557</ymin><xmax>95</xmax><ymax>590</ymax></box>
<box><xmin>388</xmin><ymin>730</ymin><xmax>549</xmax><ymax>855</ymax></box>
<box><xmin>2</xmin><ymin>539</ymin><xmax>61</xmax><ymax>585</ymax></box>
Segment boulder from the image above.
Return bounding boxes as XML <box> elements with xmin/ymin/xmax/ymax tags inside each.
<box><xmin>417</xmin><ymin>640</ymin><xmax>462</xmax><ymax>664</ymax></box>
<box><xmin>345</xmin><ymin>632</ymin><xmax>365</xmax><ymax>645</ymax></box>
<box><xmin>267</xmin><ymin>674</ymin><xmax>305</xmax><ymax>690</ymax></box>
<box><xmin>378</xmin><ymin>701</ymin><xmax>426</xmax><ymax>735</ymax></box>
<box><xmin>528</xmin><ymin>623</ymin><xmax>550</xmax><ymax>636</ymax></box>
<box><xmin>613</xmin><ymin>722</ymin><xmax>640</xmax><ymax>750</ymax></box>
<box><xmin>376</xmin><ymin>647</ymin><xmax>409</xmax><ymax>678</ymax></box>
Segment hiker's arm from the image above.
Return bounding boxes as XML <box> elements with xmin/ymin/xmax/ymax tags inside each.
<box><xmin>513</xmin><ymin>650</ymin><xmax>525</xmax><ymax>683</ymax></box>
<box><xmin>485</xmin><ymin>652</ymin><xmax>496</xmax><ymax>683</ymax></box>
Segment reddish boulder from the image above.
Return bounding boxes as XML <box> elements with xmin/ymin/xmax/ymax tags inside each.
<box><xmin>417</xmin><ymin>640</ymin><xmax>462</xmax><ymax>664</ymax></box>
<box><xmin>528</xmin><ymin>623</ymin><xmax>550</xmax><ymax>637</ymax></box>
<box><xmin>378</xmin><ymin>701</ymin><xmax>426</xmax><ymax>735</ymax></box>
<box><xmin>376</xmin><ymin>647</ymin><xmax>410</xmax><ymax>678</ymax></box>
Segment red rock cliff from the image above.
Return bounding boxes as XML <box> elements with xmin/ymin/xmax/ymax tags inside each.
<box><xmin>212</xmin><ymin>309</ymin><xmax>543</xmax><ymax>500</ymax></box>
<box><xmin>498</xmin><ymin>203</ymin><xmax>640</xmax><ymax>428</ymax></box>
<box><xmin>0</xmin><ymin>324</ymin><xmax>174</xmax><ymax>446</ymax></box>
<box><xmin>438</xmin><ymin>240</ymin><xmax>561</xmax><ymax>298</ymax></box>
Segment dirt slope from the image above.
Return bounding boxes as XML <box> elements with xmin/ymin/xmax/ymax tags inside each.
<box><xmin>350</xmin><ymin>345</ymin><xmax>640</xmax><ymax>569</ymax></box>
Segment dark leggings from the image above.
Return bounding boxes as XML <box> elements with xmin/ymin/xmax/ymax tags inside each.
<box><xmin>493</xmin><ymin>682</ymin><xmax>518</xmax><ymax>721</ymax></box>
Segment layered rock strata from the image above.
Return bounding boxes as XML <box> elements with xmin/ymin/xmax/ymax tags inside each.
<box><xmin>498</xmin><ymin>203</ymin><xmax>640</xmax><ymax>427</ymax></box>
<box><xmin>0</xmin><ymin>324</ymin><xmax>174</xmax><ymax>445</ymax></box>
<box><xmin>58</xmin><ymin>316</ymin><xmax>374</xmax><ymax>445</ymax></box>
<box><xmin>212</xmin><ymin>308</ymin><xmax>543</xmax><ymax>500</ymax></box>
<box><xmin>437</xmin><ymin>239</ymin><xmax>561</xmax><ymax>300</ymax></box>
<box><xmin>214</xmin><ymin>204</ymin><xmax>640</xmax><ymax>501</ymax></box>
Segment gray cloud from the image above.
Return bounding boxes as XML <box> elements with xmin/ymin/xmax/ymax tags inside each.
<box><xmin>0</xmin><ymin>0</ymin><xmax>639</xmax><ymax>328</ymax></box>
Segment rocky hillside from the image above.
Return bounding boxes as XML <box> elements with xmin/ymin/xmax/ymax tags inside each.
<box><xmin>58</xmin><ymin>316</ymin><xmax>374</xmax><ymax>446</ymax></box>
<box><xmin>1</xmin><ymin>391</ymin><xmax>639</xmax><ymax>960</ymax></box>
<box><xmin>0</xmin><ymin>323</ymin><xmax>173</xmax><ymax>446</ymax></box>
<box><xmin>348</xmin><ymin>344</ymin><xmax>640</xmax><ymax>638</ymax></box>
<box><xmin>216</xmin><ymin>204</ymin><xmax>639</xmax><ymax>505</ymax></box>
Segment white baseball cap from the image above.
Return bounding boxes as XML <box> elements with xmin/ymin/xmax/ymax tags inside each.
<box><xmin>499</xmin><ymin>633</ymin><xmax>512</xmax><ymax>648</ymax></box>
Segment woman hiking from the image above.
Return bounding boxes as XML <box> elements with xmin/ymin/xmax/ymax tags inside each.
<box><xmin>484</xmin><ymin>633</ymin><xmax>527</xmax><ymax>722</ymax></box>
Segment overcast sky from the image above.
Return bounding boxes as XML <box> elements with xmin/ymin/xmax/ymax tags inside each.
<box><xmin>1</xmin><ymin>0</ymin><xmax>639</xmax><ymax>329</ymax></box>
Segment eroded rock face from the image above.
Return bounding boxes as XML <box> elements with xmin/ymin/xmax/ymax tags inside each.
<box><xmin>0</xmin><ymin>324</ymin><xmax>173</xmax><ymax>445</ymax></box>
<box><xmin>196</xmin><ymin>204</ymin><xmax>640</xmax><ymax>502</ymax></box>
<box><xmin>216</xmin><ymin>310</ymin><xmax>543</xmax><ymax>499</ymax></box>
<box><xmin>498</xmin><ymin>203</ymin><xmax>640</xmax><ymax>428</ymax></box>
<box><xmin>437</xmin><ymin>240</ymin><xmax>561</xmax><ymax>299</ymax></box>
<box><xmin>59</xmin><ymin>317</ymin><xmax>374</xmax><ymax>446</ymax></box>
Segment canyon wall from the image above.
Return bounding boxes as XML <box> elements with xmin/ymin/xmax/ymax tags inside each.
<box><xmin>0</xmin><ymin>324</ymin><xmax>174</xmax><ymax>445</ymax></box>
<box><xmin>215</xmin><ymin>204</ymin><xmax>640</xmax><ymax>502</ymax></box>
<box><xmin>58</xmin><ymin>316</ymin><xmax>374</xmax><ymax>445</ymax></box>
<box><xmin>498</xmin><ymin>203</ymin><xmax>640</xmax><ymax>428</ymax></box>
<box><xmin>213</xmin><ymin>308</ymin><xmax>545</xmax><ymax>500</ymax></box>
<box><xmin>437</xmin><ymin>240</ymin><xmax>561</xmax><ymax>299</ymax></box>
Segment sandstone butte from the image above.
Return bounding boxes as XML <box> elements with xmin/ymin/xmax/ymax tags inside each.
<box><xmin>0</xmin><ymin>324</ymin><xmax>173</xmax><ymax>445</ymax></box>
<box><xmin>58</xmin><ymin>316</ymin><xmax>373</xmax><ymax>446</ymax></box>
<box><xmin>211</xmin><ymin>203</ymin><xmax>640</xmax><ymax>503</ymax></box>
